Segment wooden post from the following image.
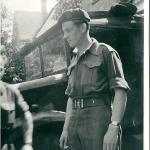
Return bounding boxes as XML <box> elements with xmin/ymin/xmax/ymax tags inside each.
<box><xmin>38</xmin><ymin>46</ymin><xmax>45</xmax><ymax>77</ymax></box>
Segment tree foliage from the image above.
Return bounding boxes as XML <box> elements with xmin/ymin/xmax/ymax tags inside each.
<box><xmin>1</xmin><ymin>2</ymin><xmax>25</xmax><ymax>83</ymax></box>
<box><xmin>1</xmin><ymin>0</ymin><xmax>82</xmax><ymax>83</ymax></box>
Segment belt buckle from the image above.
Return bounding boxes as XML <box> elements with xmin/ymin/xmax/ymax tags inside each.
<box><xmin>77</xmin><ymin>100</ymin><xmax>80</xmax><ymax>108</ymax></box>
<box><xmin>81</xmin><ymin>99</ymin><xmax>83</xmax><ymax>108</ymax></box>
<box><xmin>74</xmin><ymin>99</ymin><xmax>79</xmax><ymax>109</ymax></box>
<box><xmin>74</xmin><ymin>100</ymin><xmax>77</xmax><ymax>108</ymax></box>
<box><xmin>74</xmin><ymin>99</ymin><xmax>84</xmax><ymax>109</ymax></box>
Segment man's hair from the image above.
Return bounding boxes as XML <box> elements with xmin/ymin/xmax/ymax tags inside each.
<box><xmin>72</xmin><ymin>20</ymin><xmax>90</xmax><ymax>31</ymax></box>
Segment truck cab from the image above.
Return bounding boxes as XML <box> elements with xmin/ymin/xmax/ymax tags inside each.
<box><xmin>13</xmin><ymin>3</ymin><xmax>143</xmax><ymax>150</ymax></box>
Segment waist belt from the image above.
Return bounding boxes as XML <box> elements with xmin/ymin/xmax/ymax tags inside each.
<box><xmin>73</xmin><ymin>98</ymin><xmax>107</xmax><ymax>109</ymax></box>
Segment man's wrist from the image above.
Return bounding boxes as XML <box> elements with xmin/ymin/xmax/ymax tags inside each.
<box><xmin>110</xmin><ymin>121</ymin><xmax>120</xmax><ymax>127</ymax></box>
<box><xmin>63</xmin><ymin>127</ymin><xmax>68</xmax><ymax>133</ymax></box>
<box><xmin>24</xmin><ymin>142</ymin><xmax>32</xmax><ymax>146</ymax></box>
<box><xmin>108</xmin><ymin>124</ymin><xmax>120</xmax><ymax>135</ymax></box>
<box><xmin>63</xmin><ymin>123</ymin><xmax>69</xmax><ymax>132</ymax></box>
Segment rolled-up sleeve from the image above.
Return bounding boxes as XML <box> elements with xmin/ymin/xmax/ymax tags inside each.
<box><xmin>102</xmin><ymin>46</ymin><xmax>130</xmax><ymax>91</ymax></box>
<box><xmin>65</xmin><ymin>82</ymin><xmax>71</xmax><ymax>96</ymax></box>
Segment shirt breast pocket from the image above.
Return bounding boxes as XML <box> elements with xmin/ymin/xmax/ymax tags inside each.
<box><xmin>82</xmin><ymin>55</ymin><xmax>103</xmax><ymax>84</ymax></box>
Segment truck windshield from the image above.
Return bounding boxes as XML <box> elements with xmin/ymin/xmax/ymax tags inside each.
<box><xmin>24</xmin><ymin>34</ymin><xmax>67</xmax><ymax>81</ymax></box>
<box><xmin>41</xmin><ymin>34</ymin><xmax>67</xmax><ymax>76</ymax></box>
<box><xmin>25</xmin><ymin>47</ymin><xmax>42</xmax><ymax>81</ymax></box>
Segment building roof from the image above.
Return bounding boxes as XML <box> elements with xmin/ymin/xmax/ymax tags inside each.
<box><xmin>35</xmin><ymin>8</ymin><xmax>57</xmax><ymax>38</ymax></box>
<box><xmin>34</xmin><ymin>0</ymin><xmax>144</xmax><ymax>39</ymax></box>
<box><xmin>13</xmin><ymin>11</ymin><xmax>43</xmax><ymax>41</ymax></box>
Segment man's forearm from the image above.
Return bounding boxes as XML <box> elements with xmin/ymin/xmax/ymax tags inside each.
<box><xmin>23</xmin><ymin>111</ymin><xmax>33</xmax><ymax>144</ymax></box>
<box><xmin>111</xmin><ymin>88</ymin><xmax>127</xmax><ymax>123</ymax></box>
<box><xmin>63</xmin><ymin>97</ymin><xmax>73</xmax><ymax>131</ymax></box>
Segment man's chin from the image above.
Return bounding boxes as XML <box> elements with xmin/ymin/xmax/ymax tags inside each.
<box><xmin>68</xmin><ymin>44</ymin><xmax>75</xmax><ymax>48</ymax></box>
<box><xmin>67</xmin><ymin>41</ymin><xmax>74</xmax><ymax>47</ymax></box>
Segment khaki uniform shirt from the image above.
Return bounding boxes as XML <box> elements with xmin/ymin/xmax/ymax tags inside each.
<box><xmin>65</xmin><ymin>38</ymin><xmax>130</xmax><ymax>100</ymax></box>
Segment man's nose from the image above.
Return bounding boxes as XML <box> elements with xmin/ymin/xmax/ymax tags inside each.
<box><xmin>63</xmin><ymin>34</ymin><xmax>66</xmax><ymax>39</ymax></box>
<box><xmin>63</xmin><ymin>33</ymin><xmax>68</xmax><ymax>40</ymax></box>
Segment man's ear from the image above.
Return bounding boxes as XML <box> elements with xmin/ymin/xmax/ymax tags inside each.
<box><xmin>80</xmin><ymin>23</ymin><xmax>87</xmax><ymax>33</ymax></box>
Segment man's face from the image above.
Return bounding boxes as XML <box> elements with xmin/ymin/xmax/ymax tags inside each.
<box><xmin>62</xmin><ymin>21</ymin><xmax>83</xmax><ymax>48</ymax></box>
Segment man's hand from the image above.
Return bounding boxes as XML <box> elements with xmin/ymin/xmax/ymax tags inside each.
<box><xmin>21</xmin><ymin>144</ymin><xmax>33</xmax><ymax>150</ymax></box>
<box><xmin>59</xmin><ymin>130</ymin><xmax>68</xmax><ymax>149</ymax></box>
<box><xmin>103</xmin><ymin>124</ymin><xmax>119</xmax><ymax>150</ymax></box>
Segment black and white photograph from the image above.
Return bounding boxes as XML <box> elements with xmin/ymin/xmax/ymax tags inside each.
<box><xmin>0</xmin><ymin>0</ymin><xmax>148</xmax><ymax>150</ymax></box>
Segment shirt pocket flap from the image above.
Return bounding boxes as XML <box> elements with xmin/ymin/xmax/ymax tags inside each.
<box><xmin>83</xmin><ymin>58</ymin><xmax>102</xmax><ymax>68</ymax></box>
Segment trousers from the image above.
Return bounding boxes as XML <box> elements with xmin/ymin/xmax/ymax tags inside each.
<box><xmin>67</xmin><ymin>104</ymin><xmax>111</xmax><ymax>150</ymax></box>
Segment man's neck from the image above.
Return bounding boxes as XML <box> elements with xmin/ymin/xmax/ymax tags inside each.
<box><xmin>76</xmin><ymin>36</ymin><xmax>92</xmax><ymax>56</ymax></box>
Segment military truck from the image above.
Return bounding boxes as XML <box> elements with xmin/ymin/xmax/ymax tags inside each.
<box><xmin>12</xmin><ymin>3</ymin><xmax>143</xmax><ymax>150</ymax></box>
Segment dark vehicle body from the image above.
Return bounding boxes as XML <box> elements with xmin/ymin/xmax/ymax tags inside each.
<box><xmin>13</xmin><ymin>5</ymin><xmax>143</xmax><ymax>150</ymax></box>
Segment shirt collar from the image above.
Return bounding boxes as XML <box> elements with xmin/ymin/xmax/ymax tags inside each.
<box><xmin>67</xmin><ymin>38</ymin><xmax>100</xmax><ymax>76</ymax></box>
<box><xmin>72</xmin><ymin>38</ymin><xmax>99</xmax><ymax>56</ymax></box>
<box><xmin>80</xmin><ymin>38</ymin><xmax>100</xmax><ymax>56</ymax></box>
<box><xmin>73</xmin><ymin>48</ymin><xmax>78</xmax><ymax>54</ymax></box>
<box><xmin>88</xmin><ymin>38</ymin><xmax>100</xmax><ymax>56</ymax></box>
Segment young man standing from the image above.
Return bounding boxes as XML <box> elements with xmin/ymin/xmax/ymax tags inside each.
<box><xmin>0</xmin><ymin>54</ymin><xmax>33</xmax><ymax>150</ymax></box>
<box><xmin>58</xmin><ymin>8</ymin><xmax>130</xmax><ymax>150</ymax></box>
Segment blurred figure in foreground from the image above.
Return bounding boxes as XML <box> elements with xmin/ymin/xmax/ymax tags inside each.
<box><xmin>0</xmin><ymin>54</ymin><xmax>33</xmax><ymax>150</ymax></box>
